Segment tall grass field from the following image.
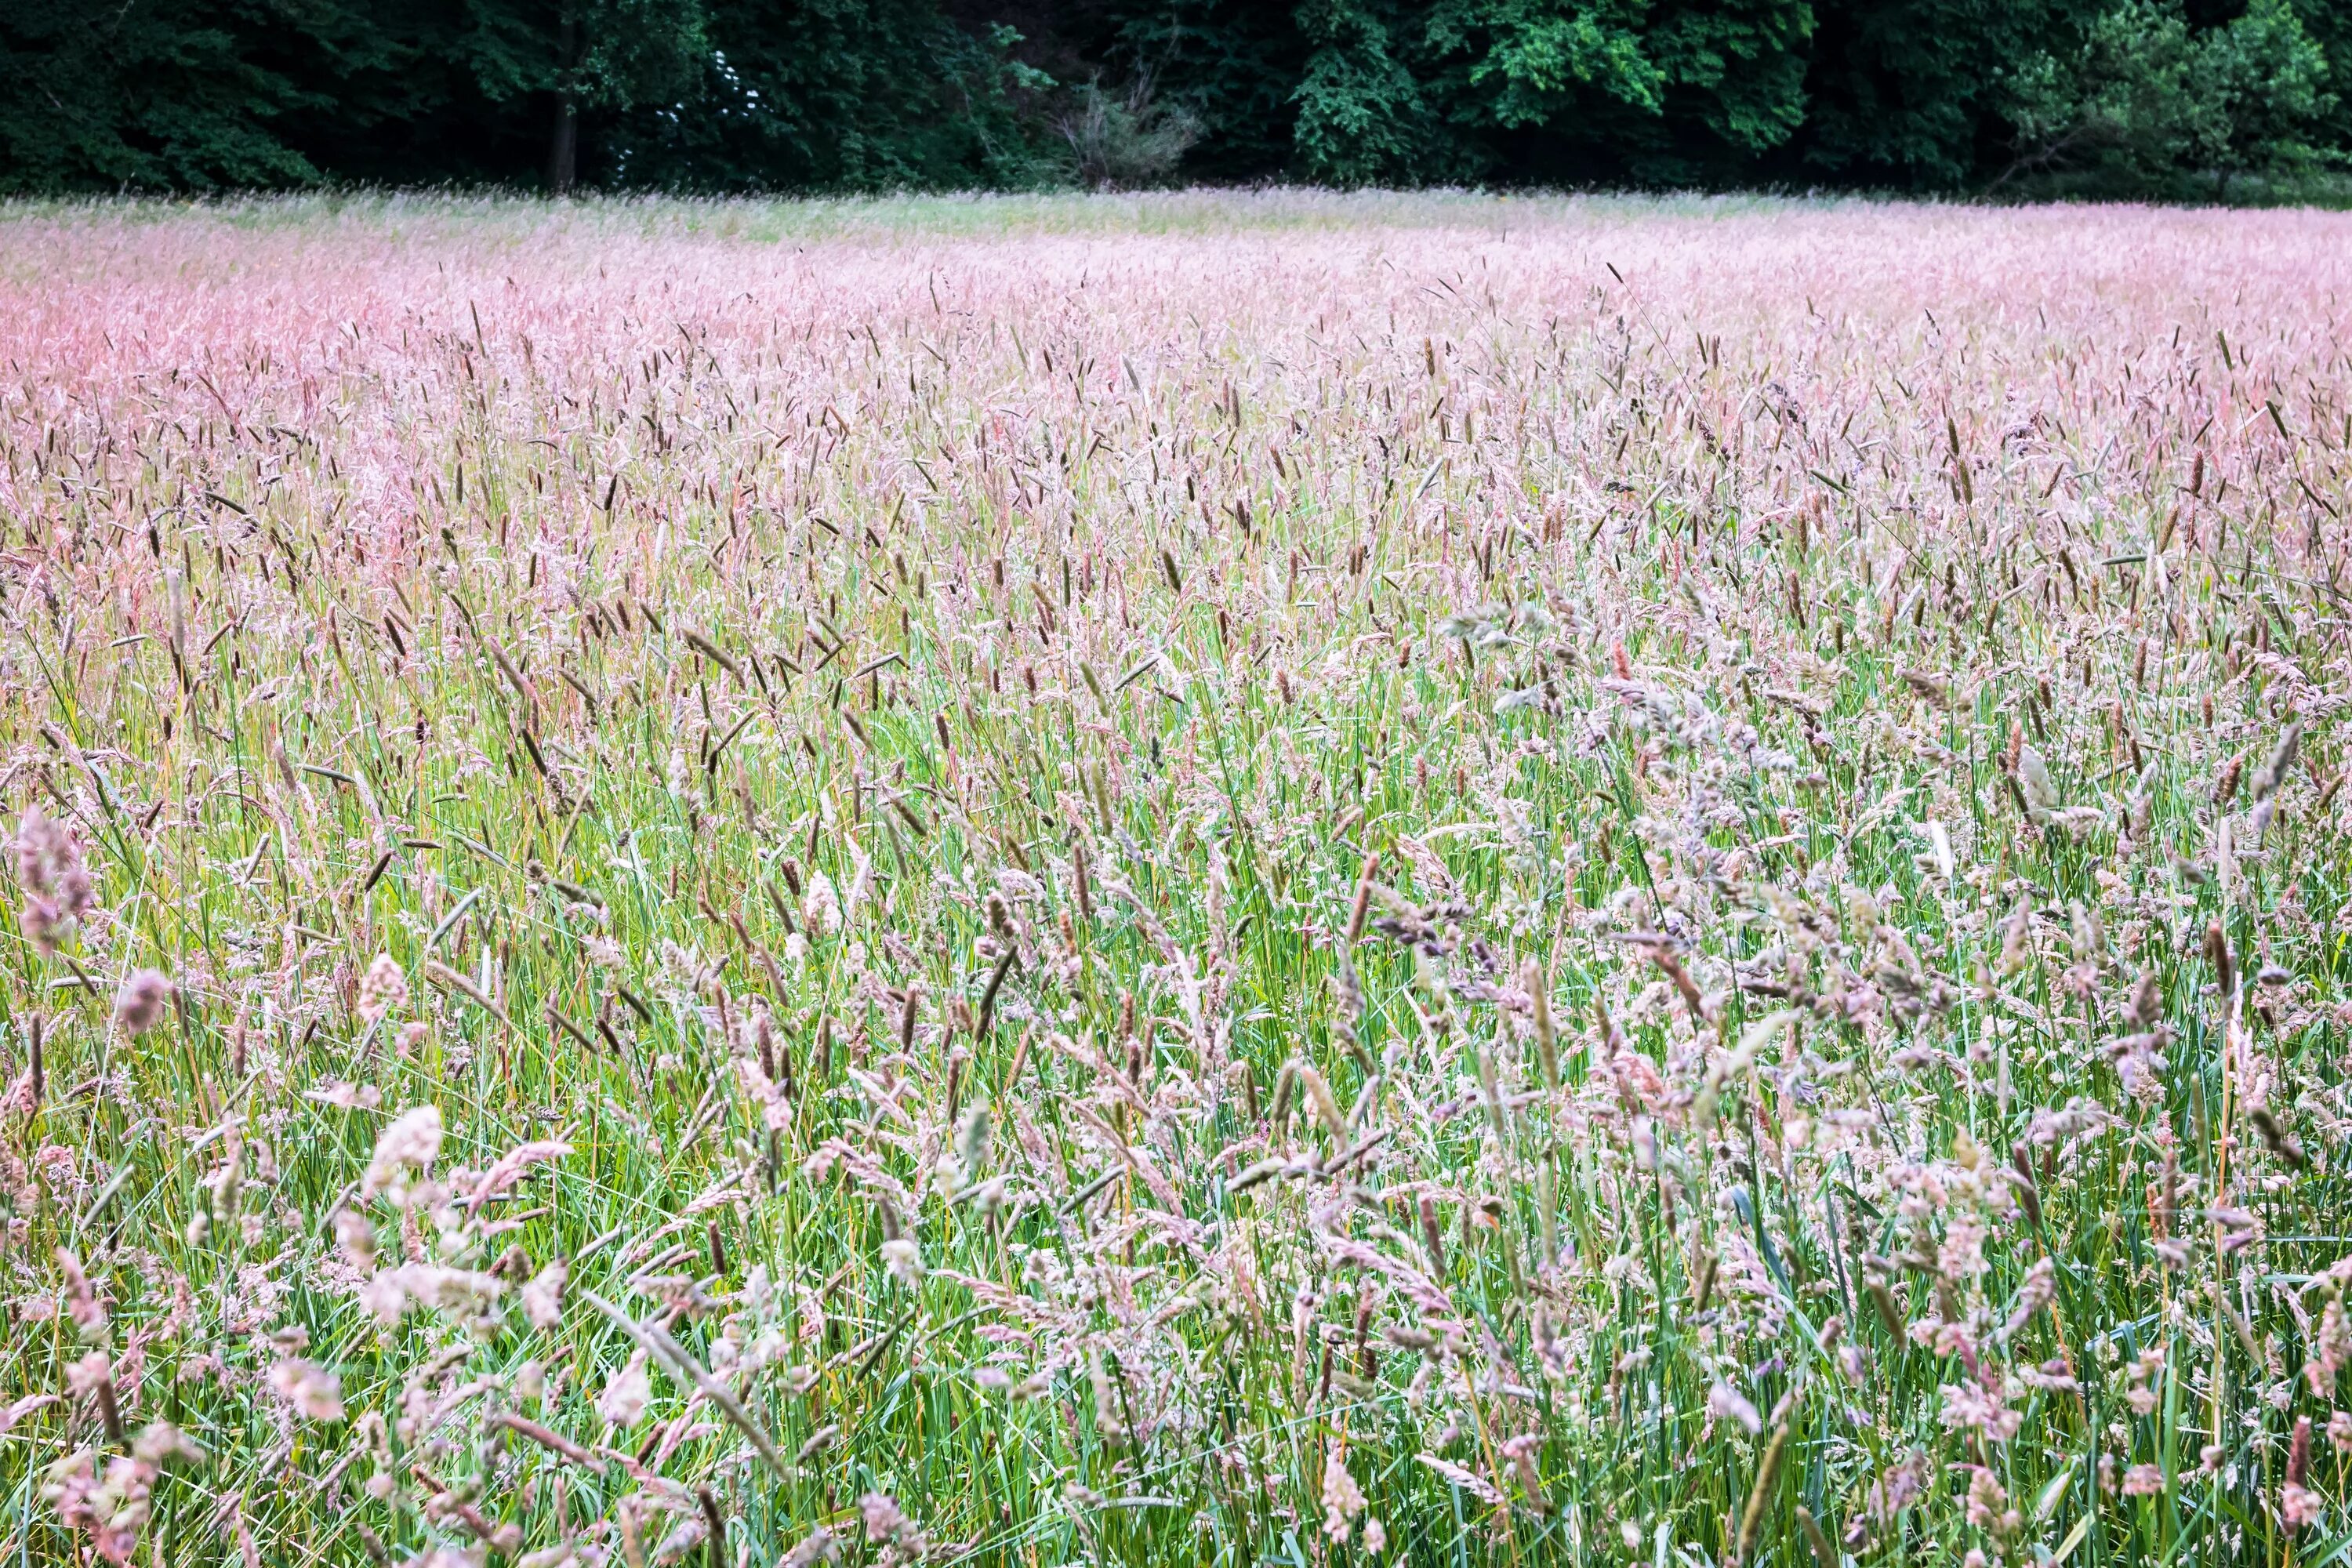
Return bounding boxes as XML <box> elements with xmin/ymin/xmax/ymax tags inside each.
<box><xmin>3</xmin><ymin>192</ymin><xmax>2351</xmax><ymax>1566</ymax></box>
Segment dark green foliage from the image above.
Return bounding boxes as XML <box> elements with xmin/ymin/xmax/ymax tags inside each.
<box><xmin>1291</xmin><ymin>0</ymin><xmax>1465</xmax><ymax>183</ymax></box>
<box><xmin>2299</xmin><ymin>0</ymin><xmax>2352</xmax><ymax>148</ymax></box>
<box><xmin>1279</xmin><ymin>0</ymin><xmax>1817</xmax><ymax>186</ymax></box>
<box><xmin>1105</xmin><ymin>0</ymin><xmax>1309</xmax><ymax>179</ymax></box>
<box><xmin>2203</xmin><ymin>0</ymin><xmax>2336</xmax><ymax>189</ymax></box>
<box><xmin>1422</xmin><ymin>0</ymin><xmax>1817</xmax><ymax>182</ymax></box>
<box><xmin>604</xmin><ymin>1</ymin><xmax>1047</xmax><ymax>191</ymax></box>
<box><xmin>2</xmin><ymin>0</ymin><xmax>2349</xmax><ymax>195</ymax></box>
<box><xmin>1795</xmin><ymin>0</ymin><xmax>2079</xmax><ymax>187</ymax></box>
<box><xmin>1997</xmin><ymin>0</ymin><xmax>2333</xmax><ymax>194</ymax></box>
<box><xmin>0</xmin><ymin>0</ymin><xmax>326</xmax><ymax>192</ymax></box>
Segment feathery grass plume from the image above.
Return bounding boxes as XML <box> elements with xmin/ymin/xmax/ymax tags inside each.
<box><xmin>14</xmin><ymin>808</ymin><xmax>95</xmax><ymax>955</ymax></box>
<box><xmin>21</xmin><ymin>1013</ymin><xmax>43</xmax><ymax>1112</ymax></box>
<box><xmin>2205</xmin><ymin>920</ymin><xmax>2237</xmax><ymax>1002</ymax></box>
<box><xmin>2285</xmin><ymin>1414</ymin><xmax>2322</xmax><ymax>1529</ymax></box>
<box><xmin>1322</xmin><ymin>1439</ymin><xmax>1370</xmax><ymax>1541</ymax></box>
<box><xmin>267</xmin><ymin>1358</ymin><xmax>345</xmax><ymax>1421</ymax></box>
<box><xmin>361</xmin><ymin>1105</ymin><xmax>443</xmax><ymax>1203</ymax></box>
<box><xmin>956</xmin><ymin>1101</ymin><xmax>991</xmax><ymax>1189</ymax></box>
<box><xmin>2016</xmin><ymin>744</ymin><xmax>2058</xmax><ymax>825</ymax></box>
<box><xmin>422</xmin><ymin>958</ymin><xmax>515</xmax><ymax>1030</ymax></box>
<box><xmin>1528</xmin><ymin>956</ymin><xmax>1559</xmax><ymax>1091</ymax></box>
<box><xmin>1344</xmin><ymin>851</ymin><xmax>1378</xmax><ymax>946</ymax></box>
<box><xmin>356</xmin><ymin>953</ymin><xmax>408</xmax><ymax>1023</ymax></box>
<box><xmin>2252</xmin><ymin>1106</ymin><xmax>2307</xmax><ymax>1169</ymax></box>
<box><xmin>65</xmin><ymin>1352</ymin><xmax>124</xmax><ymax>1445</ymax></box>
<box><xmin>1475</xmin><ymin>1043</ymin><xmax>1507</xmax><ymax>1139</ymax></box>
<box><xmin>1998</xmin><ymin>899</ymin><xmax>2033</xmax><ymax>977</ymax></box>
<box><xmin>111</xmin><ymin>970</ymin><xmax>172</xmax><ymax>1036</ymax></box>
<box><xmin>1734</xmin><ymin>1423</ymin><xmax>1791</xmax><ymax>1564</ymax></box>
<box><xmin>1690</xmin><ymin>1245</ymin><xmax>1719</xmax><ymax>1312</ymax></box>
<box><xmin>41</xmin><ymin>1421</ymin><xmax>200</xmax><ymax>1563</ymax></box>
<box><xmin>2009</xmin><ymin>1144</ymin><xmax>2043</xmax><ymax>1229</ymax></box>
<box><xmin>1296</xmin><ymin>1061</ymin><xmax>1348</xmax><ymax>1143</ymax></box>
<box><xmin>1269</xmin><ymin>1058</ymin><xmax>1299</xmax><ymax>1142</ymax></box>
<box><xmin>2215</xmin><ymin>751</ymin><xmax>2245</xmax><ymax>808</ymax></box>
<box><xmin>2254</xmin><ymin>719</ymin><xmax>2303</xmax><ymax>800</ymax></box>
<box><xmin>1710</xmin><ymin>1381</ymin><xmax>1763</xmax><ymax>1437</ymax></box>
<box><xmin>597</xmin><ymin>1350</ymin><xmax>654</xmax><ymax>1428</ymax></box>
<box><xmin>1796</xmin><ymin>1507</ymin><xmax>1837</xmax><ymax>1568</ymax></box>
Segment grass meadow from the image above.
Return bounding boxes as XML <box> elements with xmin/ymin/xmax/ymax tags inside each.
<box><xmin>2</xmin><ymin>192</ymin><xmax>2352</xmax><ymax>1566</ymax></box>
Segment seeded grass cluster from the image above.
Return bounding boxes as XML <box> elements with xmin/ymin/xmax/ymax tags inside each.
<box><xmin>3</xmin><ymin>193</ymin><xmax>2352</xmax><ymax>1567</ymax></box>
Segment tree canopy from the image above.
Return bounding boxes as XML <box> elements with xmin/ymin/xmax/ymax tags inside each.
<box><xmin>2</xmin><ymin>0</ymin><xmax>2345</xmax><ymax>196</ymax></box>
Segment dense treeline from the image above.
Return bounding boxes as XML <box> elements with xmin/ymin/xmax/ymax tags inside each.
<box><xmin>3</xmin><ymin>0</ymin><xmax>2347</xmax><ymax>198</ymax></box>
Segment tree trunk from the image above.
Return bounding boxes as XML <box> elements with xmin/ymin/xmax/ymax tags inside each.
<box><xmin>546</xmin><ymin>11</ymin><xmax>579</xmax><ymax>196</ymax></box>
<box><xmin>547</xmin><ymin>100</ymin><xmax>577</xmax><ymax>196</ymax></box>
